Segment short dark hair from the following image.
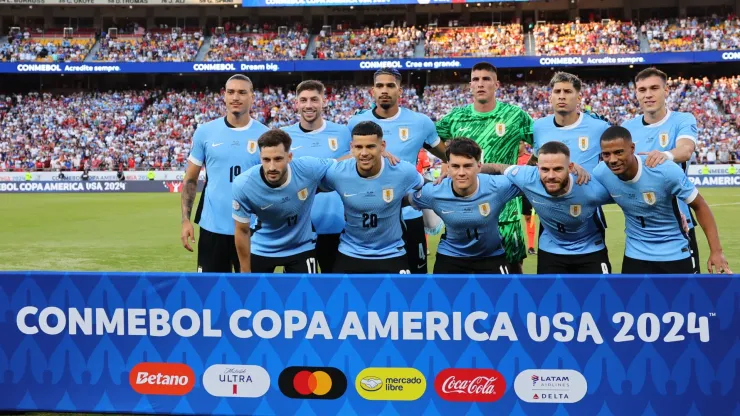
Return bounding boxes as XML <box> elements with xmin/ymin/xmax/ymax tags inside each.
<box><xmin>351</xmin><ymin>120</ymin><xmax>383</xmax><ymax>139</ymax></box>
<box><xmin>373</xmin><ymin>68</ymin><xmax>402</xmax><ymax>84</ymax></box>
<box><xmin>549</xmin><ymin>72</ymin><xmax>582</xmax><ymax>92</ymax></box>
<box><xmin>600</xmin><ymin>125</ymin><xmax>633</xmax><ymax>144</ymax></box>
<box><xmin>296</xmin><ymin>80</ymin><xmax>325</xmax><ymax>95</ymax></box>
<box><xmin>257</xmin><ymin>129</ymin><xmax>292</xmax><ymax>151</ymax></box>
<box><xmin>538</xmin><ymin>141</ymin><xmax>571</xmax><ymax>158</ymax></box>
<box><xmin>635</xmin><ymin>67</ymin><xmax>667</xmax><ymax>84</ymax></box>
<box><xmin>446</xmin><ymin>138</ymin><xmax>482</xmax><ymax>162</ymax></box>
<box><xmin>226</xmin><ymin>74</ymin><xmax>253</xmax><ymax>91</ymax></box>
<box><xmin>471</xmin><ymin>62</ymin><xmax>498</xmax><ymax>75</ymax></box>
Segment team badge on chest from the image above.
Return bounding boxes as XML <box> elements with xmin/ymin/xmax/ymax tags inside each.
<box><xmin>382</xmin><ymin>188</ymin><xmax>394</xmax><ymax>203</ymax></box>
<box><xmin>569</xmin><ymin>204</ymin><xmax>582</xmax><ymax>217</ymax></box>
<box><xmin>642</xmin><ymin>191</ymin><xmax>657</xmax><ymax>205</ymax></box>
<box><xmin>297</xmin><ymin>188</ymin><xmax>309</xmax><ymax>201</ymax></box>
<box><xmin>659</xmin><ymin>132</ymin><xmax>669</xmax><ymax>148</ymax></box>
<box><xmin>247</xmin><ymin>140</ymin><xmax>258</xmax><ymax>154</ymax></box>
<box><xmin>478</xmin><ymin>202</ymin><xmax>491</xmax><ymax>217</ymax></box>
<box><xmin>578</xmin><ymin>136</ymin><xmax>589</xmax><ymax>151</ymax></box>
<box><xmin>328</xmin><ymin>137</ymin><xmax>338</xmax><ymax>151</ymax></box>
<box><xmin>495</xmin><ymin>123</ymin><xmax>506</xmax><ymax>137</ymax></box>
<box><xmin>399</xmin><ymin>127</ymin><xmax>410</xmax><ymax>142</ymax></box>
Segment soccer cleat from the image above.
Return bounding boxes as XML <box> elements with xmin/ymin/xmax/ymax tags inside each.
<box><xmin>528</xmin><ymin>248</ymin><xmax>537</xmax><ymax>255</ymax></box>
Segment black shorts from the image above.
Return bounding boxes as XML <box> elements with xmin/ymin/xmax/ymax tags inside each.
<box><xmin>197</xmin><ymin>228</ymin><xmax>240</xmax><ymax>273</ymax></box>
<box><xmin>251</xmin><ymin>250</ymin><xmax>318</xmax><ymax>274</ymax></box>
<box><xmin>537</xmin><ymin>248</ymin><xmax>611</xmax><ymax>274</ymax></box>
<box><xmin>402</xmin><ymin>216</ymin><xmax>428</xmax><ymax>274</ymax></box>
<box><xmin>622</xmin><ymin>255</ymin><xmax>695</xmax><ymax>274</ymax></box>
<box><xmin>521</xmin><ymin>196</ymin><xmax>533</xmax><ymax>216</ymax></box>
<box><xmin>316</xmin><ymin>233</ymin><xmax>341</xmax><ymax>273</ymax></box>
<box><xmin>688</xmin><ymin>227</ymin><xmax>701</xmax><ymax>274</ymax></box>
<box><xmin>333</xmin><ymin>252</ymin><xmax>410</xmax><ymax>274</ymax></box>
<box><xmin>434</xmin><ymin>253</ymin><xmax>509</xmax><ymax>274</ymax></box>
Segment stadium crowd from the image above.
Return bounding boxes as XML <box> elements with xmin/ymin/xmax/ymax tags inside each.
<box><xmin>312</xmin><ymin>27</ymin><xmax>421</xmax><ymax>59</ymax></box>
<box><xmin>1</xmin><ymin>75</ymin><xmax>738</xmax><ymax>172</ymax></box>
<box><xmin>95</xmin><ymin>30</ymin><xmax>203</xmax><ymax>62</ymax></box>
<box><xmin>644</xmin><ymin>16</ymin><xmax>740</xmax><ymax>52</ymax></box>
<box><xmin>424</xmin><ymin>25</ymin><xmax>525</xmax><ymax>57</ymax></box>
<box><xmin>1</xmin><ymin>31</ymin><xmax>93</xmax><ymax>62</ymax></box>
<box><xmin>534</xmin><ymin>20</ymin><xmax>641</xmax><ymax>55</ymax></box>
<box><xmin>207</xmin><ymin>29</ymin><xmax>309</xmax><ymax>61</ymax></box>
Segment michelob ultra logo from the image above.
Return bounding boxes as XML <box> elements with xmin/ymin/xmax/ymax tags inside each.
<box><xmin>355</xmin><ymin>367</ymin><xmax>426</xmax><ymax>401</ymax></box>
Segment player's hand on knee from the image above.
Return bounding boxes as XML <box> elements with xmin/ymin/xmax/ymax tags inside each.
<box><xmin>707</xmin><ymin>251</ymin><xmax>732</xmax><ymax>274</ymax></box>
<box><xmin>382</xmin><ymin>151</ymin><xmax>400</xmax><ymax>166</ymax></box>
<box><xmin>181</xmin><ymin>221</ymin><xmax>195</xmax><ymax>252</ymax></box>
<box><xmin>638</xmin><ymin>150</ymin><xmax>668</xmax><ymax>168</ymax></box>
<box><xmin>570</xmin><ymin>163</ymin><xmax>591</xmax><ymax>185</ymax></box>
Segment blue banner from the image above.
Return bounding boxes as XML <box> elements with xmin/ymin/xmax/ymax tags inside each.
<box><xmin>2</xmin><ymin>50</ymin><xmax>739</xmax><ymax>74</ymax></box>
<box><xmin>689</xmin><ymin>174</ymin><xmax>740</xmax><ymax>187</ymax></box>
<box><xmin>0</xmin><ymin>271</ymin><xmax>737</xmax><ymax>415</ymax></box>
<box><xmin>0</xmin><ymin>181</ymin><xmax>204</xmax><ymax>193</ymax></box>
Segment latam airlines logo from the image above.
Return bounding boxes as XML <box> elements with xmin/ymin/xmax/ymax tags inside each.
<box><xmin>202</xmin><ymin>364</ymin><xmax>270</xmax><ymax>398</ymax></box>
<box><xmin>434</xmin><ymin>368</ymin><xmax>506</xmax><ymax>402</ymax></box>
<box><xmin>129</xmin><ymin>362</ymin><xmax>195</xmax><ymax>396</ymax></box>
<box><xmin>514</xmin><ymin>369</ymin><xmax>587</xmax><ymax>403</ymax></box>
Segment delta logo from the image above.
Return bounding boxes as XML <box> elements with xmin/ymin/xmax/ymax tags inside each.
<box><xmin>278</xmin><ymin>366</ymin><xmax>347</xmax><ymax>400</ymax></box>
<box><xmin>434</xmin><ymin>368</ymin><xmax>506</xmax><ymax>402</ymax></box>
<box><xmin>202</xmin><ymin>364</ymin><xmax>270</xmax><ymax>398</ymax></box>
<box><xmin>355</xmin><ymin>367</ymin><xmax>426</xmax><ymax>401</ymax></box>
<box><xmin>129</xmin><ymin>362</ymin><xmax>195</xmax><ymax>396</ymax></box>
<box><xmin>514</xmin><ymin>369</ymin><xmax>588</xmax><ymax>404</ymax></box>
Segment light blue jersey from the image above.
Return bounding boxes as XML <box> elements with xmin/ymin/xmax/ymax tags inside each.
<box><xmin>411</xmin><ymin>175</ymin><xmax>519</xmax><ymax>258</ymax></box>
<box><xmin>348</xmin><ymin>108</ymin><xmax>440</xmax><ymax>221</ymax></box>
<box><xmin>593</xmin><ymin>155</ymin><xmax>699</xmax><ymax>261</ymax></box>
<box><xmin>321</xmin><ymin>159</ymin><xmax>424</xmax><ymax>259</ymax></box>
<box><xmin>231</xmin><ymin>157</ymin><xmax>334</xmax><ymax>257</ymax></box>
<box><xmin>188</xmin><ymin>117</ymin><xmax>269</xmax><ymax>235</ymax></box>
<box><xmin>505</xmin><ymin>165</ymin><xmax>612</xmax><ymax>255</ymax></box>
<box><xmin>281</xmin><ymin>120</ymin><xmax>351</xmax><ymax>235</ymax></box>
<box><xmin>622</xmin><ymin>110</ymin><xmax>698</xmax><ymax>228</ymax></box>
<box><xmin>533</xmin><ymin>112</ymin><xmax>610</xmax><ymax>172</ymax></box>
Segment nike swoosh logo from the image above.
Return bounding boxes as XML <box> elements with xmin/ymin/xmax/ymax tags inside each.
<box><xmin>291</xmin><ymin>146</ymin><xmax>303</xmax><ymax>150</ymax></box>
<box><xmin>610</xmin><ymin>194</ymin><xmax>622</xmax><ymax>198</ymax></box>
<box><xmin>343</xmin><ymin>193</ymin><xmax>357</xmax><ymax>197</ymax></box>
<box><xmin>260</xmin><ymin>204</ymin><xmax>273</xmax><ymax>210</ymax></box>
<box><xmin>441</xmin><ymin>210</ymin><xmax>454</xmax><ymax>214</ymax></box>
<box><xmin>212</xmin><ymin>143</ymin><xmax>224</xmax><ymax>147</ymax></box>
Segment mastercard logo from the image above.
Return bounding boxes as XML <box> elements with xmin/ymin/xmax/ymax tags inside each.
<box><xmin>278</xmin><ymin>366</ymin><xmax>347</xmax><ymax>400</ymax></box>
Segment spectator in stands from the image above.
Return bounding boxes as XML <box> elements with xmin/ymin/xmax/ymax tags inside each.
<box><xmin>425</xmin><ymin>25</ymin><xmax>524</xmax><ymax>57</ymax></box>
<box><xmin>534</xmin><ymin>20</ymin><xmax>640</xmax><ymax>55</ymax></box>
<box><xmin>313</xmin><ymin>27</ymin><xmax>420</xmax><ymax>60</ymax></box>
<box><xmin>207</xmin><ymin>28</ymin><xmax>309</xmax><ymax>61</ymax></box>
<box><xmin>95</xmin><ymin>30</ymin><xmax>202</xmax><ymax>62</ymax></box>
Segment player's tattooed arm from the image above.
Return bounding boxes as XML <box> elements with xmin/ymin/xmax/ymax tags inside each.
<box><xmin>180</xmin><ymin>162</ymin><xmax>201</xmax><ymax>252</ymax></box>
<box><xmin>689</xmin><ymin>193</ymin><xmax>733</xmax><ymax>274</ymax></box>
<box><xmin>480</xmin><ymin>163</ymin><xmax>512</xmax><ymax>175</ymax></box>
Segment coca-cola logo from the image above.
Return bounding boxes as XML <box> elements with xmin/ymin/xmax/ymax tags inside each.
<box><xmin>434</xmin><ymin>369</ymin><xmax>506</xmax><ymax>402</ymax></box>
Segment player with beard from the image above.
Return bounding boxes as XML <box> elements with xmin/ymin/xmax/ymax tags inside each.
<box><xmin>621</xmin><ymin>68</ymin><xmax>701</xmax><ymax>272</ymax></box>
<box><xmin>348</xmin><ymin>68</ymin><xmax>447</xmax><ymax>274</ymax></box>
<box><xmin>232</xmin><ymin>130</ymin><xmax>335</xmax><ymax>273</ymax></box>
<box><xmin>282</xmin><ymin>80</ymin><xmax>351</xmax><ymax>273</ymax></box>
<box><xmin>594</xmin><ymin>126</ymin><xmax>731</xmax><ymax>274</ymax></box>
<box><xmin>481</xmin><ymin>141</ymin><xmax>614</xmax><ymax>274</ymax></box>
<box><xmin>181</xmin><ymin>74</ymin><xmax>269</xmax><ymax>273</ymax></box>
<box><xmin>408</xmin><ymin>138</ymin><xmax>519</xmax><ymax>274</ymax></box>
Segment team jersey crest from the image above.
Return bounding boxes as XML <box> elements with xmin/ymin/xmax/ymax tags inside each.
<box><xmin>479</xmin><ymin>202</ymin><xmax>491</xmax><ymax>217</ymax></box>
<box><xmin>643</xmin><ymin>191</ymin><xmax>657</xmax><ymax>205</ymax></box>
<box><xmin>659</xmin><ymin>132</ymin><xmax>669</xmax><ymax>148</ymax></box>
<box><xmin>297</xmin><ymin>188</ymin><xmax>309</xmax><ymax>201</ymax></box>
<box><xmin>495</xmin><ymin>123</ymin><xmax>506</xmax><ymax>137</ymax></box>
<box><xmin>328</xmin><ymin>137</ymin><xmax>339</xmax><ymax>151</ymax></box>
<box><xmin>569</xmin><ymin>204</ymin><xmax>582</xmax><ymax>217</ymax></box>
<box><xmin>399</xmin><ymin>127</ymin><xmax>410</xmax><ymax>141</ymax></box>
<box><xmin>247</xmin><ymin>140</ymin><xmax>258</xmax><ymax>154</ymax></box>
<box><xmin>382</xmin><ymin>188</ymin><xmax>394</xmax><ymax>203</ymax></box>
<box><xmin>578</xmin><ymin>136</ymin><xmax>589</xmax><ymax>151</ymax></box>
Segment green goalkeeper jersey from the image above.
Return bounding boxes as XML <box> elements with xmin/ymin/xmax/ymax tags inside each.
<box><xmin>436</xmin><ymin>102</ymin><xmax>534</xmax><ymax>223</ymax></box>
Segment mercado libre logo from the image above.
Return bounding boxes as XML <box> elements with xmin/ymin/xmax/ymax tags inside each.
<box><xmin>278</xmin><ymin>366</ymin><xmax>347</xmax><ymax>400</ymax></box>
<box><xmin>355</xmin><ymin>368</ymin><xmax>426</xmax><ymax>401</ymax></box>
<box><xmin>129</xmin><ymin>362</ymin><xmax>195</xmax><ymax>396</ymax></box>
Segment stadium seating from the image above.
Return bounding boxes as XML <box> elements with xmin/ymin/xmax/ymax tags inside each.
<box><xmin>424</xmin><ymin>25</ymin><xmax>525</xmax><ymax>57</ymax></box>
<box><xmin>95</xmin><ymin>31</ymin><xmax>203</xmax><ymax>62</ymax></box>
<box><xmin>645</xmin><ymin>16</ymin><xmax>740</xmax><ymax>51</ymax></box>
<box><xmin>534</xmin><ymin>21</ymin><xmax>640</xmax><ymax>55</ymax></box>
<box><xmin>312</xmin><ymin>27</ymin><xmax>421</xmax><ymax>59</ymax></box>
<box><xmin>207</xmin><ymin>29</ymin><xmax>309</xmax><ymax>61</ymax></box>
<box><xmin>0</xmin><ymin>35</ymin><xmax>94</xmax><ymax>62</ymax></box>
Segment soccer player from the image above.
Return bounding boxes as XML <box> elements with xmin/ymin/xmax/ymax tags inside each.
<box><xmin>481</xmin><ymin>141</ymin><xmax>614</xmax><ymax>274</ymax></box>
<box><xmin>181</xmin><ymin>74</ymin><xmax>269</xmax><ymax>273</ymax></box>
<box><xmin>348</xmin><ymin>68</ymin><xmax>448</xmax><ymax>274</ymax></box>
<box><xmin>622</xmin><ymin>67</ymin><xmax>701</xmax><ymax>272</ymax></box>
<box><xmin>435</xmin><ymin>62</ymin><xmax>534</xmax><ymax>274</ymax></box>
<box><xmin>532</xmin><ymin>72</ymin><xmax>611</xmax><ymax>172</ymax></box>
<box><xmin>321</xmin><ymin>121</ymin><xmax>425</xmax><ymax>274</ymax></box>
<box><xmin>282</xmin><ymin>80</ymin><xmax>351</xmax><ymax>273</ymax></box>
<box><xmin>232</xmin><ymin>130</ymin><xmax>334</xmax><ymax>274</ymax></box>
<box><xmin>594</xmin><ymin>126</ymin><xmax>731</xmax><ymax>274</ymax></box>
<box><xmin>517</xmin><ymin>141</ymin><xmax>536</xmax><ymax>255</ymax></box>
<box><xmin>409</xmin><ymin>138</ymin><xmax>519</xmax><ymax>274</ymax></box>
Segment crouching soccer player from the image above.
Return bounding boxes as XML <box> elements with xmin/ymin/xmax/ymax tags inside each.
<box><xmin>408</xmin><ymin>138</ymin><xmax>519</xmax><ymax>274</ymax></box>
<box><xmin>231</xmin><ymin>129</ymin><xmax>334</xmax><ymax>273</ymax></box>
<box><xmin>594</xmin><ymin>126</ymin><xmax>732</xmax><ymax>274</ymax></box>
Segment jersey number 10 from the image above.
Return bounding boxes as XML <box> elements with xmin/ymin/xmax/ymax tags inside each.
<box><xmin>229</xmin><ymin>165</ymin><xmax>242</xmax><ymax>182</ymax></box>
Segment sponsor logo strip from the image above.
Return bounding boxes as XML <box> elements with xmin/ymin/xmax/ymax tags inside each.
<box><xmin>514</xmin><ymin>369</ymin><xmax>587</xmax><ymax>403</ymax></box>
<box><xmin>129</xmin><ymin>363</ymin><xmax>195</xmax><ymax>396</ymax></box>
<box><xmin>278</xmin><ymin>366</ymin><xmax>347</xmax><ymax>400</ymax></box>
<box><xmin>355</xmin><ymin>367</ymin><xmax>426</xmax><ymax>401</ymax></box>
<box><xmin>202</xmin><ymin>364</ymin><xmax>270</xmax><ymax>398</ymax></box>
<box><xmin>434</xmin><ymin>368</ymin><xmax>506</xmax><ymax>402</ymax></box>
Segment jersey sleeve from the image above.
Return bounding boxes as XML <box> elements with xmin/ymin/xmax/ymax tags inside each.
<box><xmin>231</xmin><ymin>178</ymin><xmax>253</xmax><ymax>224</ymax></box>
<box><xmin>319</xmin><ymin>164</ymin><xmax>338</xmax><ymax>192</ymax></box>
<box><xmin>503</xmin><ymin>164</ymin><xmax>529</xmax><ymax>189</ymax></box>
<box><xmin>589</xmin><ymin>179</ymin><xmax>615</xmax><ymax>205</ymax></box>
<box><xmin>187</xmin><ymin>125</ymin><xmax>206</xmax><ymax>166</ymax></box>
<box><xmin>435</xmin><ymin>111</ymin><xmax>454</xmax><ymax>141</ymax></box>
<box><xmin>346</xmin><ymin>115</ymin><xmax>360</xmax><ymax>135</ymax></box>
<box><xmin>422</xmin><ymin>115</ymin><xmax>441</xmax><ymax>148</ymax></box>
<box><xmin>338</xmin><ymin>125</ymin><xmax>352</xmax><ymax>155</ymax></box>
<box><xmin>303</xmin><ymin>157</ymin><xmax>336</xmax><ymax>180</ymax></box>
<box><xmin>663</xmin><ymin>162</ymin><xmax>699</xmax><ymax>204</ymax></box>
<box><xmin>517</xmin><ymin>109</ymin><xmax>534</xmax><ymax>145</ymax></box>
<box><xmin>677</xmin><ymin>113</ymin><xmax>698</xmax><ymax>145</ymax></box>
<box><xmin>403</xmin><ymin>162</ymin><xmax>425</xmax><ymax>193</ymax></box>
<box><xmin>531</xmin><ymin>120</ymin><xmax>543</xmax><ymax>156</ymax></box>
<box><xmin>410</xmin><ymin>183</ymin><xmax>435</xmax><ymax>210</ymax></box>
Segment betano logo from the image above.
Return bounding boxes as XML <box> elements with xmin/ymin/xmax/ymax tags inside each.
<box><xmin>514</xmin><ymin>369</ymin><xmax>587</xmax><ymax>404</ymax></box>
<box><xmin>129</xmin><ymin>362</ymin><xmax>195</xmax><ymax>396</ymax></box>
<box><xmin>355</xmin><ymin>368</ymin><xmax>426</xmax><ymax>401</ymax></box>
<box><xmin>278</xmin><ymin>366</ymin><xmax>347</xmax><ymax>400</ymax></box>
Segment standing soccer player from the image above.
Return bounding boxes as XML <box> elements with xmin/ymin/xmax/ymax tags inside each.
<box><xmin>481</xmin><ymin>141</ymin><xmax>614</xmax><ymax>274</ymax></box>
<box><xmin>348</xmin><ymin>68</ymin><xmax>447</xmax><ymax>274</ymax></box>
<box><xmin>321</xmin><ymin>121</ymin><xmax>425</xmax><ymax>274</ymax></box>
<box><xmin>594</xmin><ymin>126</ymin><xmax>731</xmax><ymax>274</ymax></box>
<box><xmin>435</xmin><ymin>62</ymin><xmax>534</xmax><ymax>274</ymax></box>
<box><xmin>232</xmin><ymin>130</ymin><xmax>334</xmax><ymax>273</ymax></box>
<box><xmin>621</xmin><ymin>67</ymin><xmax>701</xmax><ymax>272</ymax></box>
<box><xmin>282</xmin><ymin>80</ymin><xmax>351</xmax><ymax>273</ymax></box>
<box><xmin>532</xmin><ymin>72</ymin><xmax>611</xmax><ymax>172</ymax></box>
<box><xmin>180</xmin><ymin>74</ymin><xmax>269</xmax><ymax>272</ymax></box>
<box><xmin>408</xmin><ymin>139</ymin><xmax>519</xmax><ymax>274</ymax></box>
